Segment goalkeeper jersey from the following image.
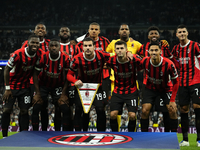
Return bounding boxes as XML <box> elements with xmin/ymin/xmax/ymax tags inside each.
<box><xmin>106</xmin><ymin>38</ymin><xmax>142</xmax><ymax>54</ymax></box>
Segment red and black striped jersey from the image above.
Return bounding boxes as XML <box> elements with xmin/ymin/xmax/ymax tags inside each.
<box><xmin>172</xmin><ymin>40</ymin><xmax>200</xmax><ymax>86</ymax></box>
<box><xmin>60</xmin><ymin>42</ymin><xmax>81</xmax><ymax>58</ymax></box>
<box><xmin>7</xmin><ymin>47</ymin><xmax>43</xmax><ymax>90</ymax></box>
<box><xmin>141</xmin><ymin>56</ymin><xmax>178</xmax><ymax>92</ymax></box>
<box><xmin>69</xmin><ymin>50</ymin><xmax>110</xmax><ymax>83</ymax></box>
<box><xmin>22</xmin><ymin>39</ymin><xmax>50</xmax><ymax>52</ymax></box>
<box><xmin>35</xmin><ymin>51</ymin><xmax>70</xmax><ymax>88</ymax></box>
<box><xmin>106</xmin><ymin>54</ymin><xmax>142</xmax><ymax>94</ymax></box>
<box><xmin>76</xmin><ymin>36</ymin><xmax>110</xmax><ymax>52</ymax></box>
<box><xmin>77</xmin><ymin>36</ymin><xmax>110</xmax><ymax>79</ymax></box>
<box><xmin>138</xmin><ymin>40</ymin><xmax>173</xmax><ymax>58</ymax></box>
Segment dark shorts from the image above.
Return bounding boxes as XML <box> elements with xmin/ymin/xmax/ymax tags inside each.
<box><xmin>179</xmin><ymin>84</ymin><xmax>200</xmax><ymax>106</ymax></box>
<box><xmin>40</xmin><ymin>86</ymin><xmax>62</xmax><ymax>105</ymax></box>
<box><xmin>142</xmin><ymin>87</ymin><xmax>172</xmax><ymax>107</ymax></box>
<box><xmin>74</xmin><ymin>86</ymin><xmax>106</xmax><ymax>109</ymax></box>
<box><xmin>102</xmin><ymin>77</ymin><xmax>111</xmax><ymax>103</ymax></box>
<box><xmin>67</xmin><ymin>86</ymin><xmax>76</xmax><ymax>106</ymax></box>
<box><xmin>110</xmin><ymin>91</ymin><xmax>139</xmax><ymax>113</ymax></box>
<box><xmin>154</xmin><ymin>96</ymin><xmax>169</xmax><ymax>112</ymax></box>
<box><xmin>3</xmin><ymin>88</ymin><xmax>31</xmax><ymax>109</ymax></box>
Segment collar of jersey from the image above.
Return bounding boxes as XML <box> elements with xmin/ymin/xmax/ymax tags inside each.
<box><xmin>180</xmin><ymin>40</ymin><xmax>190</xmax><ymax>47</ymax></box>
<box><xmin>83</xmin><ymin>51</ymin><xmax>96</xmax><ymax>61</ymax></box>
<box><xmin>25</xmin><ymin>47</ymin><xmax>36</xmax><ymax>58</ymax></box>
<box><xmin>117</xmin><ymin>57</ymin><xmax>129</xmax><ymax>64</ymax></box>
<box><xmin>94</xmin><ymin>37</ymin><xmax>99</xmax><ymax>42</ymax></box>
<box><xmin>40</xmin><ymin>39</ymin><xmax>45</xmax><ymax>44</ymax></box>
<box><xmin>49</xmin><ymin>51</ymin><xmax>61</xmax><ymax>61</ymax></box>
<box><xmin>150</xmin><ymin>56</ymin><xmax>163</xmax><ymax>67</ymax></box>
<box><xmin>60</xmin><ymin>42</ymin><xmax>70</xmax><ymax>45</ymax></box>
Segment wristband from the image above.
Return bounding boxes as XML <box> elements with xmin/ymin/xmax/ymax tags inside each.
<box><xmin>5</xmin><ymin>85</ymin><xmax>10</xmax><ymax>90</ymax></box>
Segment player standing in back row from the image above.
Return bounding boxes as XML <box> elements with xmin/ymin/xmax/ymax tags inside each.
<box><xmin>172</xmin><ymin>24</ymin><xmax>200</xmax><ymax>147</ymax></box>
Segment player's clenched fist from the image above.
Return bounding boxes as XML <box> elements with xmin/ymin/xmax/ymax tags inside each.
<box><xmin>75</xmin><ymin>80</ymin><xmax>83</xmax><ymax>87</ymax></box>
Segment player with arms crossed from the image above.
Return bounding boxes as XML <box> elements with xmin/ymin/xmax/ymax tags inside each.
<box><xmin>1</xmin><ymin>35</ymin><xmax>41</xmax><ymax>137</ymax></box>
<box><xmin>106</xmin><ymin>40</ymin><xmax>142</xmax><ymax>132</ymax></box>
<box><xmin>32</xmin><ymin>39</ymin><xmax>71</xmax><ymax>131</ymax></box>
<box><xmin>172</xmin><ymin>24</ymin><xmax>200</xmax><ymax>147</ymax></box>
<box><xmin>140</xmin><ymin>41</ymin><xmax>179</xmax><ymax>133</ymax></box>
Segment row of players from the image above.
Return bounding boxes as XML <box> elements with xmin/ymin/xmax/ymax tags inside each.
<box><xmin>1</xmin><ymin>22</ymin><xmax>200</xmax><ymax>147</ymax></box>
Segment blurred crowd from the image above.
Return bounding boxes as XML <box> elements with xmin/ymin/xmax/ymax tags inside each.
<box><xmin>1</xmin><ymin>0</ymin><xmax>200</xmax><ymax>26</ymax></box>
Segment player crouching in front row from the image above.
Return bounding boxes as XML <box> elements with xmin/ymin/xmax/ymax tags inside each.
<box><xmin>140</xmin><ymin>41</ymin><xmax>179</xmax><ymax>132</ymax></box>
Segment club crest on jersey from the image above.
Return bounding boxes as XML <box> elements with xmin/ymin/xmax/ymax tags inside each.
<box><xmin>187</xmin><ymin>48</ymin><xmax>190</xmax><ymax>53</ymax></box>
<box><xmin>59</xmin><ymin>64</ymin><xmax>61</xmax><ymax>70</ymax></box>
<box><xmin>129</xmin><ymin>64</ymin><xmax>132</xmax><ymax>69</ymax></box>
<box><xmin>131</xmin><ymin>43</ymin><xmax>134</xmax><ymax>47</ymax></box>
<box><xmin>70</xmin><ymin>47</ymin><xmax>73</xmax><ymax>52</ymax></box>
<box><xmin>160</xmin><ymin>71</ymin><xmax>163</xmax><ymax>76</ymax></box>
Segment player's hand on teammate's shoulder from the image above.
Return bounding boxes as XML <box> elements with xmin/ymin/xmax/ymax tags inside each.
<box><xmin>3</xmin><ymin>90</ymin><xmax>13</xmax><ymax>103</ymax></box>
<box><xmin>75</xmin><ymin>80</ymin><xmax>83</xmax><ymax>87</ymax></box>
<box><xmin>126</xmin><ymin>51</ymin><xmax>133</xmax><ymax>61</ymax></box>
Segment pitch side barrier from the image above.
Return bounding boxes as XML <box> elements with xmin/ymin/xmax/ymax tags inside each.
<box><xmin>0</xmin><ymin>126</ymin><xmax>197</xmax><ymax>133</ymax></box>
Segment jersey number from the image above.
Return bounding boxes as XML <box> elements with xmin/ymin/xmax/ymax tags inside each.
<box><xmin>24</xmin><ymin>96</ymin><xmax>31</xmax><ymax>104</ymax></box>
<box><xmin>96</xmin><ymin>91</ymin><xmax>106</xmax><ymax>101</ymax></box>
<box><xmin>131</xmin><ymin>99</ymin><xmax>137</xmax><ymax>106</ymax></box>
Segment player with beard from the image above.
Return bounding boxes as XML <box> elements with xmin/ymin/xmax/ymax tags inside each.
<box><xmin>67</xmin><ymin>37</ymin><xmax>111</xmax><ymax>131</ymax></box>
<box><xmin>22</xmin><ymin>23</ymin><xmax>50</xmax><ymax>131</ymax></box>
<box><xmin>76</xmin><ymin>23</ymin><xmax>110</xmax><ymax>130</ymax></box>
<box><xmin>32</xmin><ymin>39</ymin><xmax>71</xmax><ymax>131</ymax></box>
<box><xmin>59</xmin><ymin>27</ymin><xmax>81</xmax><ymax>57</ymax></box>
<box><xmin>106</xmin><ymin>41</ymin><xmax>142</xmax><ymax>132</ymax></box>
<box><xmin>1</xmin><ymin>35</ymin><xmax>42</xmax><ymax>137</ymax></box>
<box><xmin>140</xmin><ymin>41</ymin><xmax>179</xmax><ymax>133</ymax></box>
<box><xmin>106</xmin><ymin>24</ymin><xmax>142</xmax><ymax>54</ymax></box>
<box><xmin>53</xmin><ymin>27</ymin><xmax>81</xmax><ymax>131</ymax></box>
<box><xmin>172</xmin><ymin>25</ymin><xmax>200</xmax><ymax>147</ymax></box>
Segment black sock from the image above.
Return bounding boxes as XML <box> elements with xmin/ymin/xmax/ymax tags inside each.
<box><xmin>163</xmin><ymin>112</ymin><xmax>170</xmax><ymax>132</ymax></box>
<box><xmin>74</xmin><ymin>106</ymin><xmax>82</xmax><ymax>131</ymax></box>
<box><xmin>1</xmin><ymin>112</ymin><xmax>10</xmax><ymax>137</ymax></box>
<box><xmin>41</xmin><ymin>108</ymin><xmax>48</xmax><ymax>131</ymax></box>
<box><xmin>59</xmin><ymin>104</ymin><xmax>71</xmax><ymax>131</ymax></box>
<box><xmin>96</xmin><ymin>108</ymin><xmax>106</xmax><ymax>131</ymax></box>
<box><xmin>54</xmin><ymin>106</ymin><xmax>61</xmax><ymax>131</ymax></box>
<box><xmin>110</xmin><ymin>118</ymin><xmax>118</xmax><ymax>131</ymax></box>
<box><xmin>128</xmin><ymin>120</ymin><xmax>136</xmax><ymax>132</ymax></box>
<box><xmin>170</xmin><ymin>119</ymin><xmax>178</xmax><ymax>132</ymax></box>
<box><xmin>19</xmin><ymin>113</ymin><xmax>29</xmax><ymax>131</ymax></box>
<box><xmin>32</xmin><ymin>104</ymin><xmax>42</xmax><ymax>131</ymax></box>
<box><xmin>82</xmin><ymin>113</ymin><xmax>89</xmax><ymax>131</ymax></box>
<box><xmin>141</xmin><ymin>119</ymin><xmax>149</xmax><ymax>132</ymax></box>
<box><xmin>181</xmin><ymin>113</ymin><xmax>189</xmax><ymax>141</ymax></box>
<box><xmin>195</xmin><ymin>108</ymin><xmax>200</xmax><ymax>141</ymax></box>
